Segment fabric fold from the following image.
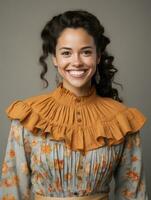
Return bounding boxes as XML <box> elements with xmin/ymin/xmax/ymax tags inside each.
<box><xmin>5</xmin><ymin>83</ymin><xmax>147</xmax><ymax>154</ymax></box>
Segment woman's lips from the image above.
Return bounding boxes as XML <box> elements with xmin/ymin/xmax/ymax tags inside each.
<box><xmin>67</xmin><ymin>70</ymin><xmax>88</xmax><ymax>78</ymax></box>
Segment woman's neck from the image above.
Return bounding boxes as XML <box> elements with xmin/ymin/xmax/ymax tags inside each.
<box><xmin>62</xmin><ymin>81</ymin><xmax>92</xmax><ymax>97</ymax></box>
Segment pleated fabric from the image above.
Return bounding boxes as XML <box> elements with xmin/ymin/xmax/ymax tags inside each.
<box><xmin>5</xmin><ymin>82</ymin><xmax>147</xmax><ymax>155</ymax></box>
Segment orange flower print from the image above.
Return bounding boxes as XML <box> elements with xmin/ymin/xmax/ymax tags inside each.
<box><xmin>64</xmin><ymin>173</ymin><xmax>73</xmax><ymax>181</ymax></box>
<box><xmin>35</xmin><ymin>173</ymin><xmax>43</xmax><ymax>181</ymax></box>
<box><xmin>12</xmin><ymin>127</ymin><xmax>20</xmax><ymax>142</ymax></box>
<box><xmin>131</xmin><ymin>155</ymin><xmax>139</xmax><ymax>162</ymax></box>
<box><xmin>122</xmin><ymin>188</ymin><xmax>134</xmax><ymax>198</ymax></box>
<box><xmin>12</xmin><ymin>175</ymin><xmax>19</xmax><ymax>186</ymax></box>
<box><xmin>21</xmin><ymin>163</ymin><xmax>29</xmax><ymax>174</ymax></box>
<box><xmin>32</xmin><ymin>154</ymin><xmax>41</xmax><ymax>165</ymax></box>
<box><xmin>31</xmin><ymin>139</ymin><xmax>38</xmax><ymax>147</ymax></box>
<box><xmin>48</xmin><ymin>185</ymin><xmax>53</xmax><ymax>192</ymax></box>
<box><xmin>93</xmin><ymin>163</ymin><xmax>99</xmax><ymax>174</ymax></box>
<box><xmin>11</xmin><ymin>124</ymin><xmax>20</xmax><ymax>136</ymax></box>
<box><xmin>86</xmin><ymin>181</ymin><xmax>92</xmax><ymax>193</ymax></box>
<box><xmin>2</xmin><ymin>178</ymin><xmax>12</xmax><ymax>187</ymax></box>
<box><xmin>76</xmin><ymin>164</ymin><xmax>83</xmax><ymax>181</ymax></box>
<box><xmin>126</xmin><ymin>170</ymin><xmax>139</xmax><ymax>181</ymax></box>
<box><xmin>54</xmin><ymin>177</ymin><xmax>62</xmax><ymax>191</ymax></box>
<box><xmin>43</xmin><ymin>172</ymin><xmax>49</xmax><ymax>178</ymax></box>
<box><xmin>125</xmin><ymin>141</ymin><xmax>132</xmax><ymax>149</ymax></box>
<box><xmin>54</xmin><ymin>159</ymin><xmax>59</xmax><ymax>170</ymax></box>
<box><xmin>2</xmin><ymin>175</ymin><xmax>19</xmax><ymax>188</ymax></box>
<box><xmin>9</xmin><ymin>149</ymin><xmax>15</xmax><ymax>158</ymax></box>
<box><xmin>41</xmin><ymin>144</ymin><xmax>51</xmax><ymax>154</ymax></box>
<box><xmin>36</xmin><ymin>188</ymin><xmax>45</xmax><ymax>195</ymax></box>
<box><xmin>54</xmin><ymin>159</ymin><xmax>64</xmax><ymax>170</ymax></box>
<box><xmin>2</xmin><ymin>162</ymin><xmax>9</xmax><ymax>175</ymax></box>
<box><xmin>2</xmin><ymin>194</ymin><xmax>16</xmax><ymax>200</ymax></box>
<box><xmin>77</xmin><ymin>174</ymin><xmax>82</xmax><ymax>181</ymax></box>
<box><xmin>135</xmin><ymin>136</ymin><xmax>141</xmax><ymax>147</ymax></box>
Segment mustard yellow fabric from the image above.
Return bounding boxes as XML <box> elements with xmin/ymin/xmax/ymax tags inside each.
<box><xmin>5</xmin><ymin>82</ymin><xmax>147</xmax><ymax>155</ymax></box>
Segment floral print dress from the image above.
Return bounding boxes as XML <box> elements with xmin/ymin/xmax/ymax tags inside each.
<box><xmin>0</xmin><ymin>120</ymin><xmax>148</xmax><ymax>199</ymax></box>
<box><xmin>0</xmin><ymin>83</ymin><xmax>148</xmax><ymax>199</ymax></box>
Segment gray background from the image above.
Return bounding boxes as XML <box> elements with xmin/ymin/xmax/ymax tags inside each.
<box><xmin>0</xmin><ymin>0</ymin><xmax>150</xmax><ymax>198</ymax></box>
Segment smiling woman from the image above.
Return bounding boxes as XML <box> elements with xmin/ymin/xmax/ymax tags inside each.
<box><xmin>51</xmin><ymin>27</ymin><xmax>100</xmax><ymax>96</ymax></box>
<box><xmin>0</xmin><ymin>9</ymin><xmax>148</xmax><ymax>200</ymax></box>
<box><xmin>39</xmin><ymin>10</ymin><xmax>122</xmax><ymax>102</ymax></box>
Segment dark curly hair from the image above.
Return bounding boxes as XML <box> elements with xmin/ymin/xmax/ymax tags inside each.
<box><xmin>39</xmin><ymin>10</ymin><xmax>123</xmax><ymax>102</ymax></box>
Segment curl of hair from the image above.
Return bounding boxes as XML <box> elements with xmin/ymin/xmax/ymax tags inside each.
<box><xmin>39</xmin><ymin>10</ymin><xmax>123</xmax><ymax>102</ymax></box>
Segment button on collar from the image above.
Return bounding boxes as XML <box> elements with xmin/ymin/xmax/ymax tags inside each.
<box><xmin>76</xmin><ymin>111</ymin><xmax>80</xmax><ymax>115</ymax></box>
<box><xmin>75</xmin><ymin>98</ymin><xmax>81</xmax><ymax>103</ymax></box>
<box><xmin>77</xmin><ymin>118</ymin><xmax>82</xmax><ymax>122</ymax></box>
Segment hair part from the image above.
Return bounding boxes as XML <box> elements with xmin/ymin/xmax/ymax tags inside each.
<box><xmin>39</xmin><ymin>9</ymin><xmax>123</xmax><ymax>102</ymax></box>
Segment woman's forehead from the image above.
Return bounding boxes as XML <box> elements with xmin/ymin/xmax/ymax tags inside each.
<box><xmin>56</xmin><ymin>28</ymin><xmax>95</xmax><ymax>48</ymax></box>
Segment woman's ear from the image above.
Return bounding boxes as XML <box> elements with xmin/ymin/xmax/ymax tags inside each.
<box><xmin>97</xmin><ymin>54</ymin><xmax>101</xmax><ymax>64</ymax></box>
<box><xmin>52</xmin><ymin>54</ymin><xmax>57</xmax><ymax>67</ymax></box>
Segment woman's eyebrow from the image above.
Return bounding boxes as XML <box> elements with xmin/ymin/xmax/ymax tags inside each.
<box><xmin>58</xmin><ymin>46</ymin><xmax>93</xmax><ymax>50</ymax></box>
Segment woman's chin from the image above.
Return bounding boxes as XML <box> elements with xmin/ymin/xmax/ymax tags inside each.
<box><xmin>63</xmin><ymin>79</ymin><xmax>91</xmax><ymax>90</ymax></box>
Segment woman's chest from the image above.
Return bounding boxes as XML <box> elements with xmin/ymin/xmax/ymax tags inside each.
<box><xmin>29</xmin><ymin>136</ymin><xmax>124</xmax><ymax>180</ymax></box>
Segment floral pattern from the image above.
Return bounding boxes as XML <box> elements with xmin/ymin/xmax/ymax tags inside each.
<box><xmin>0</xmin><ymin>119</ymin><xmax>148</xmax><ymax>199</ymax></box>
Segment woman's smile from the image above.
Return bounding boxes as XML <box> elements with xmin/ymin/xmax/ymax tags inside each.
<box><xmin>66</xmin><ymin>69</ymin><xmax>88</xmax><ymax>78</ymax></box>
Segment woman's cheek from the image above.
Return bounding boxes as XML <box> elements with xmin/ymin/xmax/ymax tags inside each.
<box><xmin>59</xmin><ymin>58</ymin><xmax>70</xmax><ymax>66</ymax></box>
<box><xmin>85</xmin><ymin>60</ymin><xmax>96</xmax><ymax>66</ymax></box>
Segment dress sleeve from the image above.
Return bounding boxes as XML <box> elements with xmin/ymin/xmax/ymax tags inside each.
<box><xmin>113</xmin><ymin>131</ymin><xmax>148</xmax><ymax>200</ymax></box>
<box><xmin>0</xmin><ymin>119</ymin><xmax>32</xmax><ymax>200</ymax></box>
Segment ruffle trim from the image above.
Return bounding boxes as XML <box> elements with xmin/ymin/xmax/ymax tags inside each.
<box><xmin>5</xmin><ymin>97</ymin><xmax>147</xmax><ymax>154</ymax></box>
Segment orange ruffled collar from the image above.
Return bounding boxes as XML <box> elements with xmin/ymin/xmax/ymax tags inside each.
<box><xmin>6</xmin><ymin>82</ymin><xmax>147</xmax><ymax>154</ymax></box>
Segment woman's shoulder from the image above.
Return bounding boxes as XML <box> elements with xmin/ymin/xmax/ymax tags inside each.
<box><xmin>98</xmin><ymin>95</ymin><xmax>147</xmax><ymax>125</ymax></box>
<box><xmin>5</xmin><ymin>89</ymin><xmax>56</xmax><ymax>132</ymax></box>
<box><xmin>6</xmin><ymin>89</ymin><xmax>56</xmax><ymax>114</ymax></box>
<box><xmin>95</xmin><ymin>95</ymin><xmax>139</xmax><ymax>119</ymax></box>
<box><xmin>96</xmin><ymin>96</ymin><xmax>127</xmax><ymax>111</ymax></box>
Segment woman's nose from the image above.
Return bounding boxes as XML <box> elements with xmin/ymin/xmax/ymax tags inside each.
<box><xmin>72</xmin><ymin>54</ymin><xmax>82</xmax><ymax>66</ymax></box>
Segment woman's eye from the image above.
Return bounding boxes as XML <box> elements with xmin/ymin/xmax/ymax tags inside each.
<box><xmin>83</xmin><ymin>50</ymin><xmax>92</xmax><ymax>56</ymax></box>
<box><xmin>61</xmin><ymin>51</ymin><xmax>71</xmax><ymax>56</ymax></box>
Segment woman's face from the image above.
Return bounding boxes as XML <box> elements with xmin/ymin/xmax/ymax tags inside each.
<box><xmin>52</xmin><ymin>28</ymin><xmax>100</xmax><ymax>94</ymax></box>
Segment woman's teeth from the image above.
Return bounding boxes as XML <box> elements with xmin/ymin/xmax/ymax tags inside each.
<box><xmin>68</xmin><ymin>70</ymin><xmax>86</xmax><ymax>77</ymax></box>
